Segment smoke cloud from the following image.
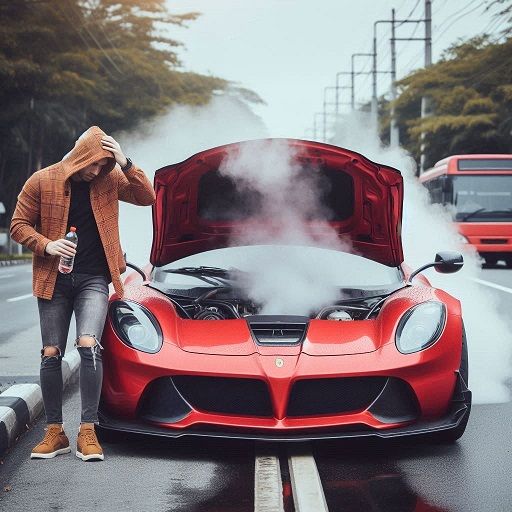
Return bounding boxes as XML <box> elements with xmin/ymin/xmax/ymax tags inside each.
<box><xmin>116</xmin><ymin>95</ymin><xmax>267</xmax><ymax>264</ymax></box>
<box><xmin>218</xmin><ymin>139</ymin><xmax>352</xmax><ymax>315</ymax></box>
<box><xmin>331</xmin><ymin>110</ymin><xmax>512</xmax><ymax>404</ymax></box>
<box><xmin>117</xmin><ymin>96</ymin><xmax>511</xmax><ymax>404</ymax></box>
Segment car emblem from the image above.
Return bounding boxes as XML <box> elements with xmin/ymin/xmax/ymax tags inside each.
<box><xmin>275</xmin><ymin>358</ymin><xmax>284</xmax><ymax>368</ymax></box>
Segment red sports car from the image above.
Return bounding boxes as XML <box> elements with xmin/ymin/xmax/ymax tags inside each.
<box><xmin>98</xmin><ymin>139</ymin><xmax>471</xmax><ymax>443</ymax></box>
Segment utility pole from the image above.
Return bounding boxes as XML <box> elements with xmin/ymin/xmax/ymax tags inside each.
<box><xmin>390</xmin><ymin>9</ymin><xmax>399</xmax><ymax>147</ymax></box>
<box><xmin>387</xmin><ymin>5</ymin><xmax>431</xmax><ymax>149</ymax></box>
<box><xmin>313</xmin><ymin>112</ymin><xmax>325</xmax><ymax>141</ymax></box>
<box><xmin>351</xmin><ymin>53</ymin><xmax>373</xmax><ymax>110</ymax></box>
<box><xmin>323</xmin><ymin>87</ymin><xmax>339</xmax><ymax>141</ymax></box>
<box><xmin>335</xmin><ymin>72</ymin><xmax>352</xmax><ymax>115</ymax></box>
<box><xmin>420</xmin><ymin>0</ymin><xmax>433</xmax><ymax>173</ymax></box>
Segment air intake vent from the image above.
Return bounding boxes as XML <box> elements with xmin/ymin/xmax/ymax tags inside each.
<box><xmin>246</xmin><ymin>315</ymin><xmax>309</xmax><ymax>346</ymax></box>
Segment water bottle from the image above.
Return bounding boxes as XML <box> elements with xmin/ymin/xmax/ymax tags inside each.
<box><xmin>58</xmin><ymin>227</ymin><xmax>78</xmax><ymax>274</ymax></box>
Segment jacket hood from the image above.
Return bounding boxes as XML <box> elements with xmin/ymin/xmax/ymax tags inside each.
<box><xmin>61</xmin><ymin>126</ymin><xmax>117</xmax><ymax>179</ymax></box>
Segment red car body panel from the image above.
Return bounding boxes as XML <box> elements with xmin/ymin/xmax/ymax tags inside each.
<box><xmin>100</xmin><ymin>140</ymin><xmax>469</xmax><ymax>441</ymax></box>
<box><xmin>101</xmin><ymin>282</ymin><xmax>462</xmax><ymax>433</ymax></box>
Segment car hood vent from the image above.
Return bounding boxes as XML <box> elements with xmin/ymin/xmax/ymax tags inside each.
<box><xmin>245</xmin><ymin>315</ymin><xmax>309</xmax><ymax>346</ymax></box>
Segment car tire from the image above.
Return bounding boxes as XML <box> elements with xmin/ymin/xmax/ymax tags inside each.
<box><xmin>428</xmin><ymin>323</ymin><xmax>470</xmax><ymax>444</ymax></box>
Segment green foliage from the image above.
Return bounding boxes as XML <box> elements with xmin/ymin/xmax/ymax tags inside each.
<box><xmin>391</xmin><ymin>35</ymin><xmax>512</xmax><ymax>168</ymax></box>
<box><xmin>0</xmin><ymin>0</ymin><xmax>246</xmax><ymax>225</ymax></box>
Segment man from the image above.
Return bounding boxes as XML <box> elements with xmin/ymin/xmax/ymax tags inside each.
<box><xmin>10</xmin><ymin>126</ymin><xmax>156</xmax><ymax>461</ymax></box>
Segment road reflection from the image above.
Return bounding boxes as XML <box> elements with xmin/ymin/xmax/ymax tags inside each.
<box><xmin>314</xmin><ymin>440</ymin><xmax>453</xmax><ymax>512</ymax></box>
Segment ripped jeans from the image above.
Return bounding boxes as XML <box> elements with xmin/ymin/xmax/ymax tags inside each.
<box><xmin>37</xmin><ymin>272</ymin><xmax>109</xmax><ymax>424</ymax></box>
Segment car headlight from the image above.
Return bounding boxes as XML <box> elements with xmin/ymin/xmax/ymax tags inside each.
<box><xmin>395</xmin><ymin>302</ymin><xmax>446</xmax><ymax>354</ymax></box>
<box><xmin>110</xmin><ymin>300</ymin><xmax>163</xmax><ymax>353</ymax></box>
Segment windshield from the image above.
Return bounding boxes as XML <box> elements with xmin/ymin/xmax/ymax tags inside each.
<box><xmin>451</xmin><ymin>175</ymin><xmax>512</xmax><ymax>221</ymax></box>
<box><xmin>153</xmin><ymin>245</ymin><xmax>403</xmax><ymax>291</ymax></box>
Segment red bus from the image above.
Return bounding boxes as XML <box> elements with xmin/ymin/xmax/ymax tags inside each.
<box><xmin>420</xmin><ymin>154</ymin><xmax>512</xmax><ymax>267</ymax></box>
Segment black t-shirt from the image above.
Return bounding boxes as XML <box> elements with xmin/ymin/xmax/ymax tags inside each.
<box><xmin>66</xmin><ymin>179</ymin><xmax>110</xmax><ymax>279</ymax></box>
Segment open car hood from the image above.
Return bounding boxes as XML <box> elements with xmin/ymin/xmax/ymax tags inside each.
<box><xmin>150</xmin><ymin>139</ymin><xmax>404</xmax><ymax>267</ymax></box>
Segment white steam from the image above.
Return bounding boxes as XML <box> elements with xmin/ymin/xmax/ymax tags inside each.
<box><xmin>218</xmin><ymin>139</ymin><xmax>352</xmax><ymax>315</ymax></box>
<box><xmin>331</xmin><ymin>110</ymin><xmax>512</xmax><ymax>404</ymax></box>
<box><xmin>116</xmin><ymin>95</ymin><xmax>267</xmax><ymax>264</ymax></box>
<box><xmin>116</xmin><ymin>96</ymin><xmax>511</xmax><ymax>403</ymax></box>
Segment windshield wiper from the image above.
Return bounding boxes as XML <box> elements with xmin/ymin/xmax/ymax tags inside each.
<box><xmin>459</xmin><ymin>208</ymin><xmax>486</xmax><ymax>221</ymax></box>
<box><xmin>164</xmin><ymin>266</ymin><xmax>236</xmax><ymax>277</ymax></box>
<box><xmin>460</xmin><ymin>208</ymin><xmax>512</xmax><ymax>221</ymax></box>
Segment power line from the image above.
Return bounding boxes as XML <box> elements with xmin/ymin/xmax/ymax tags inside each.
<box><xmin>434</xmin><ymin>1</ymin><xmax>487</xmax><ymax>44</ymax></box>
<box><xmin>65</xmin><ymin>0</ymin><xmax>123</xmax><ymax>74</ymax></box>
<box><xmin>52</xmin><ymin>2</ymin><xmax>118</xmax><ymax>80</ymax></box>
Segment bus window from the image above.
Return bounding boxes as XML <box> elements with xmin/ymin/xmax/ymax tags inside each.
<box><xmin>424</xmin><ymin>176</ymin><xmax>444</xmax><ymax>204</ymax></box>
<box><xmin>452</xmin><ymin>175</ymin><xmax>512</xmax><ymax>221</ymax></box>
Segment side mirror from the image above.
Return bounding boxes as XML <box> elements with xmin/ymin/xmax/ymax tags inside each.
<box><xmin>434</xmin><ymin>251</ymin><xmax>464</xmax><ymax>274</ymax></box>
<box><xmin>408</xmin><ymin>251</ymin><xmax>463</xmax><ymax>283</ymax></box>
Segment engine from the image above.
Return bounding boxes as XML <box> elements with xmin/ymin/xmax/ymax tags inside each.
<box><xmin>163</xmin><ymin>287</ymin><xmax>383</xmax><ymax>321</ymax></box>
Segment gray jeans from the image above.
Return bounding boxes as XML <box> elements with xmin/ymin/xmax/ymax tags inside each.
<box><xmin>37</xmin><ymin>272</ymin><xmax>109</xmax><ymax>424</ymax></box>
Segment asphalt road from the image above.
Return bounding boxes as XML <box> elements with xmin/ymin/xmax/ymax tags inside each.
<box><xmin>1</xmin><ymin>263</ymin><xmax>512</xmax><ymax>511</ymax></box>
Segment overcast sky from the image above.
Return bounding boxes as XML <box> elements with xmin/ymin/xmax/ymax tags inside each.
<box><xmin>167</xmin><ymin>0</ymin><xmax>503</xmax><ymax>138</ymax></box>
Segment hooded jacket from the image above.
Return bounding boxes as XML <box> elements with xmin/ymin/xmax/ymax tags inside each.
<box><xmin>10</xmin><ymin>126</ymin><xmax>156</xmax><ymax>300</ymax></box>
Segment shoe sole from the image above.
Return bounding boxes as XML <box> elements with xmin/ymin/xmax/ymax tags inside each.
<box><xmin>76</xmin><ymin>450</ymin><xmax>104</xmax><ymax>461</ymax></box>
<box><xmin>30</xmin><ymin>447</ymin><xmax>71</xmax><ymax>459</ymax></box>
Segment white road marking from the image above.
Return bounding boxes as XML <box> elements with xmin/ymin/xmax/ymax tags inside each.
<box><xmin>6</xmin><ymin>293</ymin><xmax>33</xmax><ymax>302</ymax></box>
<box><xmin>470</xmin><ymin>278</ymin><xmax>512</xmax><ymax>295</ymax></box>
<box><xmin>254</xmin><ymin>450</ymin><xmax>284</xmax><ymax>512</ymax></box>
<box><xmin>288</xmin><ymin>448</ymin><xmax>329</xmax><ymax>512</ymax></box>
<box><xmin>0</xmin><ymin>274</ymin><xmax>13</xmax><ymax>279</ymax></box>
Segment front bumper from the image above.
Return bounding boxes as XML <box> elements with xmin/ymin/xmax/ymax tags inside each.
<box><xmin>98</xmin><ymin>373</ymin><xmax>471</xmax><ymax>442</ymax></box>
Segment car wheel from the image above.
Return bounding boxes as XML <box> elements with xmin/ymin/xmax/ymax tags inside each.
<box><xmin>428</xmin><ymin>323</ymin><xmax>470</xmax><ymax>444</ymax></box>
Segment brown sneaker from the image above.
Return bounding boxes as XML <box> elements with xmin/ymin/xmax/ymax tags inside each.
<box><xmin>76</xmin><ymin>423</ymin><xmax>104</xmax><ymax>461</ymax></box>
<box><xmin>30</xmin><ymin>424</ymin><xmax>71</xmax><ymax>459</ymax></box>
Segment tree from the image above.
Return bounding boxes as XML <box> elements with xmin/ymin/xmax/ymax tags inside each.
<box><xmin>392</xmin><ymin>36</ymin><xmax>512</xmax><ymax>169</ymax></box>
<box><xmin>0</xmin><ymin>0</ymin><xmax>254</xmax><ymax>237</ymax></box>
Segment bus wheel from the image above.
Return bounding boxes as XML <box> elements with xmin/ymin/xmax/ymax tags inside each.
<box><xmin>484</xmin><ymin>256</ymin><xmax>498</xmax><ymax>266</ymax></box>
<box><xmin>505</xmin><ymin>256</ymin><xmax>512</xmax><ymax>268</ymax></box>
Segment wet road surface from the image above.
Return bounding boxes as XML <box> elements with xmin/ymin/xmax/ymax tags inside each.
<box><xmin>1</xmin><ymin>264</ymin><xmax>512</xmax><ymax>510</ymax></box>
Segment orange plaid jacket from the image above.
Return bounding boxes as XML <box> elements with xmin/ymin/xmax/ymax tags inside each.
<box><xmin>10</xmin><ymin>126</ymin><xmax>156</xmax><ymax>300</ymax></box>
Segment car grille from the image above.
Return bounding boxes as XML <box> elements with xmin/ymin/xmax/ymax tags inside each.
<box><xmin>287</xmin><ymin>377</ymin><xmax>388</xmax><ymax>416</ymax></box>
<box><xmin>141</xmin><ymin>375</ymin><xmax>418</xmax><ymax>424</ymax></box>
<box><xmin>172</xmin><ymin>376</ymin><xmax>274</xmax><ymax>417</ymax></box>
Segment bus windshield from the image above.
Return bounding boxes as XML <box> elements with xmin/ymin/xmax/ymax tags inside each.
<box><xmin>451</xmin><ymin>175</ymin><xmax>512</xmax><ymax>221</ymax></box>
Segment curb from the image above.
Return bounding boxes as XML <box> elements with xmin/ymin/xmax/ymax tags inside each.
<box><xmin>0</xmin><ymin>350</ymin><xmax>80</xmax><ymax>458</ymax></box>
<box><xmin>0</xmin><ymin>259</ymin><xmax>31</xmax><ymax>267</ymax></box>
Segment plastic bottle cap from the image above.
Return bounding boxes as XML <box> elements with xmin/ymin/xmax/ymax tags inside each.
<box><xmin>70</xmin><ymin>226</ymin><xmax>77</xmax><ymax>232</ymax></box>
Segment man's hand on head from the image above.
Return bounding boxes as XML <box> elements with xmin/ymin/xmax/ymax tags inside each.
<box><xmin>101</xmin><ymin>135</ymin><xmax>128</xmax><ymax>168</ymax></box>
<box><xmin>45</xmin><ymin>239</ymin><xmax>77</xmax><ymax>257</ymax></box>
